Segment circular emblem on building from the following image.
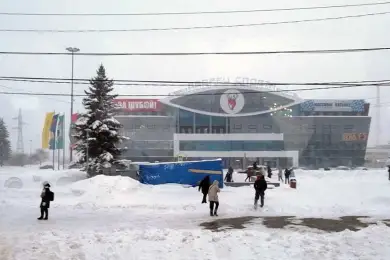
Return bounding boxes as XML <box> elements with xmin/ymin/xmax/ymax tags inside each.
<box><xmin>220</xmin><ymin>89</ymin><xmax>245</xmax><ymax>114</ymax></box>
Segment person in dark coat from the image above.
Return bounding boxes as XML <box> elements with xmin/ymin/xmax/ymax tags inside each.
<box><xmin>284</xmin><ymin>168</ymin><xmax>291</xmax><ymax>184</ymax></box>
<box><xmin>253</xmin><ymin>162</ymin><xmax>258</xmax><ymax>170</ymax></box>
<box><xmin>224</xmin><ymin>166</ymin><xmax>233</xmax><ymax>182</ymax></box>
<box><xmin>38</xmin><ymin>183</ymin><xmax>53</xmax><ymax>220</ymax></box>
<box><xmin>254</xmin><ymin>175</ymin><xmax>267</xmax><ymax>209</ymax></box>
<box><xmin>199</xmin><ymin>175</ymin><xmax>211</xmax><ymax>203</ymax></box>
<box><xmin>388</xmin><ymin>166</ymin><xmax>390</xmax><ymax>181</ymax></box>
<box><xmin>267</xmin><ymin>165</ymin><xmax>272</xmax><ymax>178</ymax></box>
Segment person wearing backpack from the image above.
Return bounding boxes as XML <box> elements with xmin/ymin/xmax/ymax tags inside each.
<box><xmin>38</xmin><ymin>182</ymin><xmax>54</xmax><ymax>220</ymax></box>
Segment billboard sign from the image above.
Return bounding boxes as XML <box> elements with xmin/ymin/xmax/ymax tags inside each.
<box><xmin>343</xmin><ymin>133</ymin><xmax>368</xmax><ymax>141</ymax></box>
<box><xmin>114</xmin><ymin>99</ymin><xmax>161</xmax><ymax>112</ymax></box>
<box><xmin>300</xmin><ymin>100</ymin><xmax>365</xmax><ymax>112</ymax></box>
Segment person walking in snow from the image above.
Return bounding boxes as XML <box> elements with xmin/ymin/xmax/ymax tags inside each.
<box><xmin>254</xmin><ymin>175</ymin><xmax>267</xmax><ymax>209</ymax></box>
<box><xmin>387</xmin><ymin>166</ymin><xmax>390</xmax><ymax>181</ymax></box>
<box><xmin>278</xmin><ymin>168</ymin><xmax>284</xmax><ymax>182</ymax></box>
<box><xmin>38</xmin><ymin>182</ymin><xmax>54</xmax><ymax>220</ymax></box>
<box><xmin>267</xmin><ymin>165</ymin><xmax>272</xmax><ymax>178</ymax></box>
<box><xmin>245</xmin><ymin>167</ymin><xmax>254</xmax><ymax>182</ymax></box>
<box><xmin>284</xmin><ymin>168</ymin><xmax>291</xmax><ymax>184</ymax></box>
<box><xmin>199</xmin><ymin>175</ymin><xmax>211</xmax><ymax>204</ymax></box>
<box><xmin>208</xmin><ymin>180</ymin><xmax>220</xmax><ymax>216</ymax></box>
<box><xmin>224</xmin><ymin>166</ymin><xmax>233</xmax><ymax>182</ymax></box>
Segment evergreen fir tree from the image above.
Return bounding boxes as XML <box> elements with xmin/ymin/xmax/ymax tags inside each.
<box><xmin>0</xmin><ymin>118</ymin><xmax>11</xmax><ymax>166</ymax></box>
<box><xmin>73</xmin><ymin>64</ymin><xmax>127</xmax><ymax>176</ymax></box>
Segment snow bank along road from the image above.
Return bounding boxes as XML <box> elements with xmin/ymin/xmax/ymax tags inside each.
<box><xmin>1</xmin><ymin>166</ymin><xmax>390</xmax><ymax>259</ymax></box>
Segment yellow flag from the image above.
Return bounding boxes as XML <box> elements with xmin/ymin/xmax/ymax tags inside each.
<box><xmin>42</xmin><ymin>112</ymin><xmax>55</xmax><ymax>149</ymax></box>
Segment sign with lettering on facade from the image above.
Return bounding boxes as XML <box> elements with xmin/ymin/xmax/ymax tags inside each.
<box><xmin>300</xmin><ymin>100</ymin><xmax>365</xmax><ymax>112</ymax></box>
<box><xmin>343</xmin><ymin>133</ymin><xmax>368</xmax><ymax>141</ymax></box>
<box><xmin>114</xmin><ymin>99</ymin><xmax>161</xmax><ymax>112</ymax></box>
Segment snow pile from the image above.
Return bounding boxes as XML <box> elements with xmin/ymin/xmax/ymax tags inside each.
<box><xmin>3</xmin><ymin>177</ymin><xmax>23</xmax><ymax>189</ymax></box>
<box><xmin>71</xmin><ymin>175</ymin><xmax>141</xmax><ymax>195</ymax></box>
<box><xmin>68</xmin><ymin>175</ymin><xmax>143</xmax><ymax>208</ymax></box>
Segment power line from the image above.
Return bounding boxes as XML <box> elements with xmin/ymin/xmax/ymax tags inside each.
<box><xmin>0</xmin><ymin>84</ymin><xmax>387</xmax><ymax>97</ymax></box>
<box><xmin>1</xmin><ymin>2</ymin><xmax>389</xmax><ymax>16</ymax></box>
<box><xmin>1</xmin><ymin>11</ymin><xmax>389</xmax><ymax>33</ymax></box>
<box><xmin>1</xmin><ymin>47</ymin><xmax>390</xmax><ymax>56</ymax></box>
<box><xmin>0</xmin><ymin>76</ymin><xmax>389</xmax><ymax>86</ymax></box>
<box><xmin>0</xmin><ymin>84</ymin><xmax>71</xmax><ymax>103</ymax></box>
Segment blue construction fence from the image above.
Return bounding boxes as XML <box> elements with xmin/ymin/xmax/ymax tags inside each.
<box><xmin>138</xmin><ymin>159</ymin><xmax>224</xmax><ymax>188</ymax></box>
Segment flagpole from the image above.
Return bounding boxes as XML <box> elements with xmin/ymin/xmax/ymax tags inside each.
<box><xmin>52</xmin><ymin>111</ymin><xmax>56</xmax><ymax>170</ymax></box>
<box><xmin>57</xmin><ymin>114</ymin><xmax>63</xmax><ymax>170</ymax></box>
<box><xmin>57</xmin><ymin>135</ymin><xmax>60</xmax><ymax>171</ymax></box>
<box><xmin>63</xmin><ymin>113</ymin><xmax>65</xmax><ymax>169</ymax></box>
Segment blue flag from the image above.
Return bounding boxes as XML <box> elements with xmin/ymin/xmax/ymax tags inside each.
<box><xmin>49</xmin><ymin>114</ymin><xmax>59</xmax><ymax>150</ymax></box>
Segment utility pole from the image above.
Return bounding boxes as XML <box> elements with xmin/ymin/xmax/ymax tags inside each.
<box><xmin>13</xmin><ymin>108</ymin><xmax>25</xmax><ymax>154</ymax></box>
<box><xmin>66</xmin><ymin>47</ymin><xmax>80</xmax><ymax>162</ymax></box>
<box><xmin>376</xmin><ymin>85</ymin><xmax>380</xmax><ymax>146</ymax></box>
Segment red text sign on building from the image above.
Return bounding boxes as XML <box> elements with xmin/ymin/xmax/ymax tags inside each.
<box><xmin>114</xmin><ymin>99</ymin><xmax>161</xmax><ymax>112</ymax></box>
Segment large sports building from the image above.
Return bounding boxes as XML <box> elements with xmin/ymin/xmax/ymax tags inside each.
<box><xmin>113</xmin><ymin>84</ymin><xmax>371</xmax><ymax>169</ymax></box>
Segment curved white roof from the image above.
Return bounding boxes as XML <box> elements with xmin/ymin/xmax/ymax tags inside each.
<box><xmin>160</xmin><ymin>84</ymin><xmax>304</xmax><ymax>117</ymax></box>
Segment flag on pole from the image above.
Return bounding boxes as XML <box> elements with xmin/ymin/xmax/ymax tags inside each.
<box><xmin>69</xmin><ymin>113</ymin><xmax>80</xmax><ymax>149</ymax></box>
<box><xmin>56</xmin><ymin>114</ymin><xmax>65</xmax><ymax>149</ymax></box>
<box><xmin>49</xmin><ymin>114</ymin><xmax>59</xmax><ymax>150</ymax></box>
<box><xmin>42</xmin><ymin>112</ymin><xmax>55</xmax><ymax>149</ymax></box>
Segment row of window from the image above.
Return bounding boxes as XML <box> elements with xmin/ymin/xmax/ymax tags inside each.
<box><xmin>122</xmin><ymin>123</ymin><xmax>367</xmax><ymax>134</ymax></box>
<box><xmin>122</xmin><ymin>140</ymin><xmax>368</xmax><ymax>151</ymax></box>
<box><xmin>179</xmin><ymin>141</ymin><xmax>285</xmax><ymax>151</ymax></box>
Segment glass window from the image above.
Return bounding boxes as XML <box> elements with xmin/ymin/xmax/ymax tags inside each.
<box><xmin>179</xmin><ymin>109</ymin><xmax>193</xmax><ymax>126</ymax></box>
<box><xmin>195</xmin><ymin>113</ymin><xmax>210</xmax><ymax>133</ymax></box>
<box><xmin>211</xmin><ymin>116</ymin><xmax>226</xmax><ymax>133</ymax></box>
<box><xmin>195</xmin><ymin>113</ymin><xmax>209</xmax><ymax>126</ymax></box>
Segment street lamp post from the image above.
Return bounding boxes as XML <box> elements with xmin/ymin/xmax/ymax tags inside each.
<box><xmin>66</xmin><ymin>47</ymin><xmax>80</xmax><ymax>163</ymax></box>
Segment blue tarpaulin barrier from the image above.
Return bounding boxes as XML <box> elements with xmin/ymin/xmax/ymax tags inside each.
<box><xmin>139</xmin><ymin>159</ymin><xmax>224</xmax><ymax>188</ymax></box>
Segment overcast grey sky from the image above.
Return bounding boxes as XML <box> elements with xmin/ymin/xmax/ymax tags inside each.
<box><xmin>0</xmin><ymin>0</ymin><xmax>389</xmax><ymax>152</ymax></box>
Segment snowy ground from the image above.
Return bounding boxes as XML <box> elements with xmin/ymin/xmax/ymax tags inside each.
<box><xmin>1</xmin><ymin>166</ymin><xmax>390</xmax><ymax>259</ymax></box>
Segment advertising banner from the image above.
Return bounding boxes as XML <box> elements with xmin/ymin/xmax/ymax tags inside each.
<box><xmin>300</xmin><ymin>100</ymin><xmax>365</xmax><ymax>112</ymax></box>
<box><xmin>114</xmin><ymin>99</ymin><xmax>161</xmax><ymax>112</ymax></box>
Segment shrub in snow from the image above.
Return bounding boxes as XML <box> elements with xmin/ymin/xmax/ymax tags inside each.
<box><xmin>73</xmin><ymin>64</ymin><xmax>128</xmax><ymax>177</ymax></box>
<box><xmin>0</xmin><ymin>118</ymin><xmax>11</xmax><ymax>166</ymax></box>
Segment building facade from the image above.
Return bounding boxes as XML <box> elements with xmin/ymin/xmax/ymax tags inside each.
<box><xmin>114</xmin><ymin>85</ymin><xmax>371</xmax><ymax>168</ymax></box>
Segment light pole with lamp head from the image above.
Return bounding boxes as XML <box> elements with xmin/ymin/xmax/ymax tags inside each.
<box><xmin>66</xmin><ymin>47</ymin><xmax>80</xmax><ymax>163</ymax></box>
